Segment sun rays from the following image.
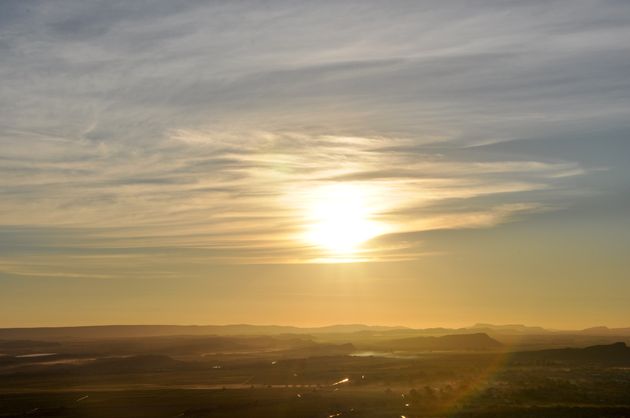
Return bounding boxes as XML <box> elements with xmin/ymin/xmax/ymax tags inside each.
<box><xmin>302</xmin><ymin>183</ymin><xmax>388</xmax><ymax>260</ymax></box>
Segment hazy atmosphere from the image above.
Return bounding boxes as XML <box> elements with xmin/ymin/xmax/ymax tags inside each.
<box><xmin>1</xmin><ymin>0</ymin><xmax>629</xmax><ymax>328</ymax></box>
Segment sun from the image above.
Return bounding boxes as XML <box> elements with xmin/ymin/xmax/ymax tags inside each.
<box><xmin>304</xmin><ymin>184</ymin><xmax>385</xmax><ymax>255</ymax></box>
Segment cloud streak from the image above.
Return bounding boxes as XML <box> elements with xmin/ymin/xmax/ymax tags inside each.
<box><xmin>1</xmin><ymin>0</ymin><xmax>628</xmax><ymax>274</ymax></box>
<box><xmin>0</xmin><ymin>129</ymin><xmax>585</xmax><ymax>265</ymax></box>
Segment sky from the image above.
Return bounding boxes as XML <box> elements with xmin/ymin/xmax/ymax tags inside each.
<box><xmin>1</xmin><ymin>0</ymin><xmax>629</xmax><ymax>328</ymax></box>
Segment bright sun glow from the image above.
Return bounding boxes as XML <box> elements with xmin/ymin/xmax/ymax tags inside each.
<box><xmin>304</xmin><ymin>184</ymin><xmax>386</xmax><ymax>255</ymax></box>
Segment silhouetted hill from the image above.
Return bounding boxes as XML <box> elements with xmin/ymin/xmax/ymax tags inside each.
<box><xmin>514</xmin><ymin>342</ymin><xmax>630</xmax><ymax>364</ymax></box>
<box><xmin>282</xmin><ymin>342</ymin><xmax>355</xmax><ymax>357</ymax></box>
<box><xmin>377</xmin><ymin>333</ymin><xmax>502</xmax><ymax>351</ymax></box>
<box><xmin>579</xmin><ymin>326</ymin><xmax>630</xmax><ymax>336</ymax></box>
<box><xmin>470</xmin><ymin>323</ymin><xmax>550</xmax><ymax>334</ymax></box>
<box><xmin>71</xmin><ymin>335</ymin><xmax>319</xmax><ymax>356</ymax></box>
<box><xmin>0</xmin><ymin>334</ymin><xmax>355</xmax><ymax>358</ymax></box>
<box><xmin>314</xmin><ymin>324</ymin><xmax>405</xmax><ymax>333</ymax></box>
<box><xmin>0</xmin><ymin>324</ymin><xmax>404</xmax><ymax>340</ymax></box>
<box><xmin>2</xmin><ymin>324</ymin><xmax>629</xmax><ymax>348</ymax></box>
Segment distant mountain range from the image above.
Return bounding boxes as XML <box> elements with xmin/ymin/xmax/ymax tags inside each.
<box><xmin>513</xmin><ymin>342</ymin><xmax>630</xmax><ymax>365</ymax></box>
<box><xmin>1</xmin><ymin>323</ymin><xmax>630</xmax><ymax>341</ymax></box>
<box><xmin>374</xmin><ymin>332</ymin><xmax>502</xmax><ymax>351</ymax></box>
<box><xmin>579</xmin><ymin>326</ymin><xmax>630</xmax><ymax>336</ymax></box>
<box><xmin>468</xmin><ymin>323</ymin><xmax>551</xmax><ymax>334</ymax></box>
<box><xmin>0</xmin><ymin>324</ymin><xmax>404</xmax><ymax>340</ymax></box>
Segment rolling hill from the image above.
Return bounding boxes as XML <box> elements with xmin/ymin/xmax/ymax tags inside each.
<box><xmin>375</xmin><ymin>333</ymin><xmax>503</xmax><ymax>351</ymax></box>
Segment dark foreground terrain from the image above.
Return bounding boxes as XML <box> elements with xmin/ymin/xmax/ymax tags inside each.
<box><xmin>1</xmin><ymin>325</ymin><xmax>630</xmax><ymax>417</ymax></box>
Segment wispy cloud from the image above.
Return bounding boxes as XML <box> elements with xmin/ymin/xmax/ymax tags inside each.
<box><xmin>1</xmin><ymin>0</ymin><xmax>628</xmax><ymax>275</ymax></box>
<box><xmin>0</xmin><ymin>129</ymin><xmax>586</xmax><ymax>266</ymax></box>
